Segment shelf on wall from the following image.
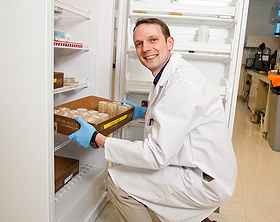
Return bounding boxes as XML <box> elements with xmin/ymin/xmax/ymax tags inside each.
<box><xmin>271</xmin><ymin>3</ymin><xmax>280</xmax><ymax>23</ymax></box>
<box><xmin>272</xmin><ymin>3</ymin><xmax>280</xmax><ymax>11</ymax></box>
<box><xmin>271</xmin><ymin>16</ymin><xmax>280</xmax><ymax>24</ymax></box>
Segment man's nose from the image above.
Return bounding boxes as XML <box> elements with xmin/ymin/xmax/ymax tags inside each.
<box><xmin>142</xmin><ymin>42</ymin><xmax>151</xmax><ymax>52</ymax></box>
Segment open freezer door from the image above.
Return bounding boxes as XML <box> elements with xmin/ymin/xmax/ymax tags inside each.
<box><xmin>115</xmin><ymin>0</ymin><xmax>249</xmax><ymax>137</ymax></box>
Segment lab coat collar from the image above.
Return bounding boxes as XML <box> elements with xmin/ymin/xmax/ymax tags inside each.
<box><xmin>157</xmin><ymin>52</ymin><xmax>182</xmax><ymax>87</ymax></box>
<box><xmin>148</xmin><ymin>52</ymin><xmax>182</xmax><ymax>103</ymax></box>
<box><xmin>153</xmin><ymin>60</ymin><xmax>169</xmax><ymax>86</ymax></box>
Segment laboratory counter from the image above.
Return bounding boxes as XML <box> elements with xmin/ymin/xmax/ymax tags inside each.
<box><xmin>245</xmin><ymin>69</ymin><xmax>272</xmax><ymax>138</ymax></box>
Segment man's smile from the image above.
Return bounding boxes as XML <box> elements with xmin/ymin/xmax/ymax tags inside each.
<box><xmin>145</xmin><ymin>55</ymin><xmax>158</xmax><ymax>60</ymax></box>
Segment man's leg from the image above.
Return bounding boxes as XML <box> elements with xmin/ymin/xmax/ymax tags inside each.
<box><xmin>106</xmin><ymin>173</ymin><xmax>153</xmax><ymax>222</ymax></box>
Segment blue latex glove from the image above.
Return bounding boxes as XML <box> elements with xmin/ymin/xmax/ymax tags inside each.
<box><xmin>122</xmin><ymin>100</ymin><xmax>147</xmax><ymax>120</ymax></box>
<box><xmin>68</xmin><ymin>117</ymin><xmax>96</xmax><ymax>148</ymax></box>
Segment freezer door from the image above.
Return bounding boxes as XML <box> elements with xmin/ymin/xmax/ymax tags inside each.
<box><xmin>115</xmin><ymin>0</ymin><xmax>249</xmax><ymax>136</ymax></box>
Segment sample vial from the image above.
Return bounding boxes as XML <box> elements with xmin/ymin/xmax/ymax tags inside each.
<box><xmin>77</xmin><ymin>108</ymin><xmax>88</xmax><ymax>114</ymax></box>
<box><xmin>123</xmin><ymin>104</ymin><xmax>133</xmax><ymax>109</ymax></box>
<box><xmin>84</xmin><ymin>117</ymin><xmax>97</xmax><ymax>124</ymax></box>
<box><xmin>54</xmin><ymin>109</ymin><xmax>61</xmax><ymax>114</ymax></box>
<box><xmin>68</xmin><ymin>110</ymin><xmax>79</xmax><ymax>118</ymax></box>
<box><xmin>98</xmin><ymin>101</ymin><xmax>108</xmax><ymax>113</ymax></box>
<box><xmin>93</xmin><ymin>115</ymin><xmax>102</xmax><ymax>124</ymax></box>
<box><xmin>117</xmin><ymin>105</ymin><xmax>129</xmax><ymax>114</ymax></box>
<box><xmin>59</xmin><ymin>107</ymin><xmax>70</xmax><ymax>112</ymax></box>
<box><xmin>69</xmin><ymin>110</ymin><xmax>79</xmax><ymax>115</ymax></box>
<box><xmin>98</xmin><ymin>113</ymin><xmax>109</xmax><ymax>121</ymax></box>
<box><xmin>88</xmin><ymin>110</ymin><xmax>99</xmax><ymax>116</ymax></box>
<box><xmin>64</xmin><ymin>77</ymin><xmax>76</xmax><ymax>86</ymax></box>
<box><xmin>113</xmin><ymin>101</ymin><xmax>122</xmax><ymax>107</ymax></box>
<box><xmin>107</xmin><ymin>103</ymin><xmax>118</xmax><ymax>117</ymax></box>
<box><xmin>81</xmin><ymin>112</ymin><xmax>90</xmax><ymax>118</ymax></box>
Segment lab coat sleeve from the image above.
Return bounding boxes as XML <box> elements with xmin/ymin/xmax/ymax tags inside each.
<box><xmin>105</xmin><ymin>76</ymin><xmax>206</xmax><ymax>170</ymax></box>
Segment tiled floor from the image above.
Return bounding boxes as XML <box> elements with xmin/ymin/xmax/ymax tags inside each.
<box><xmin>95</xmin><ymin>100</ymin><xmax>280</xmax><ymax>222</ymax></box>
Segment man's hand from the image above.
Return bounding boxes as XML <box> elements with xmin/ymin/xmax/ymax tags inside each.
<box><xmin>122</xmin><ymin>100</ymin><xmax>147</xmax><ymax>120</ymax></box>
<box><xmin>68</xmin><ymin>117</ymin><xmax>96</xmax><ymax>148</ymax></box>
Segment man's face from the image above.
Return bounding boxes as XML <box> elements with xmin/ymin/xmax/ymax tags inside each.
<box><xmin>133</xmin><ymin>23</ymin><xmax>174</xmax><ymax>77</ymax></box>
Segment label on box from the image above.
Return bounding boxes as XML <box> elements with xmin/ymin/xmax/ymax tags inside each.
<box><xmin>64</xmin><ymin>173</ymin><xmax>73</xmax><ymax>184</ymax></box>
<box><xmin>55</xmin><ymin>118</ymin><xmax>79</xmax><ymax>131</ymax></box>
<box><xmin>103</xmin><ymin>114</ymin><xmax>127</xmax><ymax>129</ymax></box>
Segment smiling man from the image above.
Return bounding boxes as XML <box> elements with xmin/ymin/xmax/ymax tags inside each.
<box><xmin>68</xmin><ymin>18</ymin><xmax>237</xmax><ymax>222</ymax></box>
<box><xmin>133</xmin><ymin>18</ymin><xmax>174</xmax><ymax>77</ymax></box>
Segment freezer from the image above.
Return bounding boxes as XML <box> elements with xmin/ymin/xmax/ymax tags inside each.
<box><xmin>115</xmin><ymin>0</ymin><xmax>249</xmax><ymax>139</ymax></box>
<box><xmin>0</xmin><ymin>0</ymin><xmax>249</xmax><ymax>221</ymax></box>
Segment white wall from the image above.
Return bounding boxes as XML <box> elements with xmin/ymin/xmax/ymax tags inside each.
<box><xmin>245</xmin><ymin>0</ymin><xmax>277</xmax><ymax>37</ymax></box>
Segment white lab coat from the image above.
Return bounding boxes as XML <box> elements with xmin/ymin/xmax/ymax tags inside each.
<box><xmin>105</xmin><ymin>52</ymin><xmax>237</xmax><ymax>222</ymax></box>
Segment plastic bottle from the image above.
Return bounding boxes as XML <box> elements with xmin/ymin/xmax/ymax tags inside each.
<box><xmin>196</xmin><ymin>26</ymin><xmax>210</xmax><ymax>42</ymax></box>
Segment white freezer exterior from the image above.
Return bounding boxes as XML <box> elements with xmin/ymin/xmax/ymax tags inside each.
<box><xmin>115</xmin><ymin>0</ymin><xmax>249</xmax><ymax>138</ymax></box>
<box><xmin>0</xmin><ymin>0</ymin><xmax>115</xmax><ymax>221</ymax></box>
<box><xmin>0</xmin><ymin>0</ymin><xmax>249</xmax><ymax>221</ymax></box>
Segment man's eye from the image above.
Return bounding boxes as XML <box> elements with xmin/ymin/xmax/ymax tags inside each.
<box><xmin>152</xmin><ymin>39</ymin><xmax>157</xmax><ymax>42</ymax></box>
<box><xmin>136</xmin><ymin>42</ymin><xmax>142</xmax><ymax>47</ymax></box>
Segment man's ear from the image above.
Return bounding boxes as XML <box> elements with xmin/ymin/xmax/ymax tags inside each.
<box><xmin>167</xmin><ymin>37</ymin><xmax>174</xmax><ymax>51</ymax></box>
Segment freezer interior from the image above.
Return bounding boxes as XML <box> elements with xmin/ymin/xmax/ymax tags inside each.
<box><xmin>53</xmin><ymin>0</ymin><xmax>115</xmax><ymax>221</ymax></box>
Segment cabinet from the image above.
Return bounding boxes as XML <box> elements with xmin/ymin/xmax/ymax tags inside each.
<box><xmin>248</xmin><ymin>73</ymin><xmax>269</xmax><ymax>111</ymax></box>
<box><xmin>246</xmin><ymin>69</ymin><xmax>272</xmax><ymax>137</ymax></box>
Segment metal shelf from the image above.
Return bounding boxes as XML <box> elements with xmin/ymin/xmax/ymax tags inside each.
<box><xmin>54</xmin><ymin>0</ymin><xmax>91</xmax><ymax>19</ymax></box>
<box><xmin>55</xmin><ymin>162</ymin><xmax>94</xmax><ymax>202</ymax></box>
<box><xmin>271</xmin><ymin>3</ymin><xmax>280</xmax><ymax>24</ymax></box>
<box><xmin>54</xmin><ymin>139</ymin><xmax>71</xmax><ymax>152</ymax></box>
<box><xmin>55</xmin><ymin>166</ymin><xmax>107</xmax><ymax>221</ymax></box>
<box><xmin>272</xmin><ymin>3</ymin><xmax>280</xmax><ymax>11</ymax></box>
<box><xmin>271</xmin><ymin>16</ymin><xmax>280</xmax><ymax>24</ymax></box>
<box><xmin>54</xmin><ymin>42</ymin><xmax>90</xmax><ymax>51</ymax></box>
<box><xmin>53</xmin><ymin>83</ymin><xmax>89</xmax><ymax>94</ymax></box>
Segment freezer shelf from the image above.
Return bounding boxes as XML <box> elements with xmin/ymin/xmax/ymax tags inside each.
<box><xmin>53</xmin><ymin>83</ymin><xmax>89</xmax><ymax>94</ymax></box>
<box><xmin>55</xmin><ymin>164</ymin><xmax>107</xmax><ymax>222</ymax></box>
<box><xmin>54</xmin><ymin>140</ymin><xmax>71</xmax><ymax>152</ymax></box>
<box><xmin>54</xmin><ymin>43</ymin><xmax>90</xmax><ymax>51</ymax></box>
<box><xmin>131</xmin><ymin>1</ymin><xmax>236</xmax><ymax>18</ymax></box>
<box><xmin>124</xmin><ymin>72</ymin><xmax>228</xmax><ymax>100</ymax></box>
<box><xmin>126</xmin><ymin>79</ymin><xmax>227</xmax><ymax>100</ymax></box>
<box><xmin>55</xmin><ymin>162</ymin><xmax>93</xmax><ymax>203</ymax></box>
<box><xmin>132</xmin><ymin>13</ymin><xmax>234</xmax><ymax>28</ymax></box>
<box><xmin>129</xmin><ymin>42</ymin><xmax>231</xmax><ymax>62</ymax></box>
<box><xmin>129</xmin><ymin>48</ymin><xmax>230</xmax><ymax>62</ymax></box>
<box><xmin>54</xmin><ymin>0</ymin><xmax>91</xmax><ymax>19</ymax></box>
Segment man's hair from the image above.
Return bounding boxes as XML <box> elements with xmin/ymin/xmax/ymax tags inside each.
<box><xmin>133</xmin><ymin>18</ymin><xmax>171</xmax><ymax>42</ymax></box>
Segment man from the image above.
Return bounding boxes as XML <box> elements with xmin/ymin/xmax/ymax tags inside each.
<box><xmin>68</xmin><ymin>18</ymin><xmax>237</xmax><ymax>222</ymax></box>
